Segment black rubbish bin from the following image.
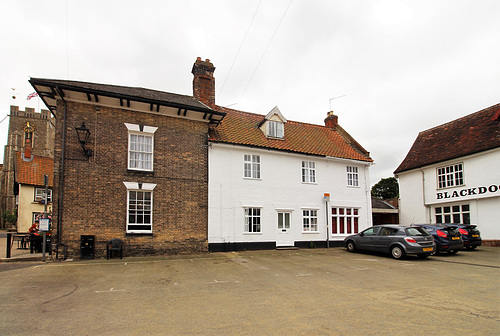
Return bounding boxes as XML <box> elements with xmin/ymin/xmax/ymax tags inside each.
<box><xmin>80</xmin><ymin>235</ymin><xmax>95</xmax><ymax>259</ymax></box>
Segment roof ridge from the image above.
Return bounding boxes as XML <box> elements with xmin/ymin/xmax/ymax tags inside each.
<box><xmin>420</xmin><ymin>102</ymin><xmax>500</xmax><ymax>134</ymax></box>
<box><xmin>31</xmin><ymin>77</ymin><xmax>196</xmax><ymax>99</ymax></box>
<box><xmin>216</xmin><ymin>105</ymin><xmax>329</xmax><ymax>128</ymax></box>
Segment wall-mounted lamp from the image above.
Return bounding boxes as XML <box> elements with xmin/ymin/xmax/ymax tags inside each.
<box><xmin>75</xmin><ymin>122</ymin><xmax>93</xmax><ymax>157</ymax></box>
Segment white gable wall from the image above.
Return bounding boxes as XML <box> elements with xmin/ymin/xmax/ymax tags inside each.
<box><xmin>397</xmin><ymin>148</ymin><xmax>500</xmax><ymax>239</ymax></box>
<box><xmin>208</xmin><ymin>143</ymin><xmax>372</xmax><ymax>247</ymax></box>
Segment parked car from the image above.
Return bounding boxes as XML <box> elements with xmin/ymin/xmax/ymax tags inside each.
<box><xmin>344</xmin><ymin>225</ymin><xmax>435</xmax><ymax>260</ymax></box>
<box><xmin>454</xmin><ymin>224</ymin><xmax>482</xmax><ymax>250</ymax></box>
<box><xmin>411</xmin><ymin>224</ymin><xmax>463</xmax><ymax>254</ymax></box>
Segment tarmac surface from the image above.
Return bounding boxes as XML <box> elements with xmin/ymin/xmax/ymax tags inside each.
<box><xmin>0</xmin><ymin>239</ymin><xmax>499</xmax><ymax>336</ymax></box>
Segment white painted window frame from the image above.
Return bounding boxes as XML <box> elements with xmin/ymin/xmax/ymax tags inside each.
<box><xmin>347</xmin><ymin>166</ymin><xmax>359</xmax><ymax>187</ymax></box>
<box><xmin>124</xmin><ymin>182</ymin><xmax>157</xmax><ymax>234</ymax></box>
<box><xmin>244</xmin><ymin>154</ymin><xmax>261</xmax><ymax>179</ymax></box>
<box><xmin>125</xmin><ymin>123</ymin><xmax>158</xmax><ymax>172</ymax></box>
<box><xmin>437</xmin><ymin>163</ymin><xmax>464</xmax><ymax>189</ymax></box>
<box><xmin>301</xmin><ymin>161</ymin><xmax>316</xmax><ymax>183</ymax></box>
<box><xmin>302</xmin><ymin>209</ymin><xmax>318</xmax><ymax>232</ymax></box>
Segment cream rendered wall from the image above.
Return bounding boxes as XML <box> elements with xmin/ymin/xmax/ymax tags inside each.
<box><xmin>208</xmin><ymin>143</ymin><xmax>372</xmax><ymax>245</ymax></box>
<box><xmin>17</xmin><ymin>185</ymin><xmax>48</xmax><ymax>233</ymax></box>
<box><xmin>397</xmin><ymin>148</ymin><xmax>500</xmax><ymax>239</ymax></box>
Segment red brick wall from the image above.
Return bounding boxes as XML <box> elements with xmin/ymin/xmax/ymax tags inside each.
<box><xmin>52</xmin><ymin>101</ymin><xmax>209</xmax><ymax>258</ymax></box>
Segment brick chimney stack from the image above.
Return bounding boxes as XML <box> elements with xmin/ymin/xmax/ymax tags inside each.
<box><xmin>192</xmin><ymin>57</ymin><xmax>216</xmax><ymax>108</ymax></box>
<box><xmin>324</xmin><ymin>111</ymin><xmax>338</xmax><ymax>128</ymax></box>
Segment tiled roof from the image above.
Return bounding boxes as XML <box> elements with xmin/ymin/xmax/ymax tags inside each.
<box><xmin>394</xmin><ymin>103</ymin><xmax>500</xmax><ymax>174</ymax></box>
<box><xmin>209</xmin><ymin>106</ymin><xmax>372</xmax><ymax>162</ymax></box>
<box><xmin>371</xmin><ymin>197</ymin><xmax>397</xmax><ymax>210</ymax></box>
<box><xmin>14</xmin><ymin>152</ymin><xmax>54</xmax><ymax>187</ymax></box>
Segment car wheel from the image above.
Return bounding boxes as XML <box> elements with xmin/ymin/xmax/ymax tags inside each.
<box><xmin>391</xmin><ymin>246</ymin><xmax>406</xmax><ymax>260</ymax></box>
<box><xmin>448</xmin><ymin>249</ymin><xmax>459</xmax><ymax>255</ymax></box>
<box><xmin>346</xmin><ymin>241</ymin><xmax>357</xmax><ymax>253</ymax></box>
<box><xmin>431</xmin><ymin>248</ymin><xmax>439</xmax><ymax>255</ymax></box>
<box><xmin>466</xmin><ymin>245</ymin><xmax>477</xmax><ymax>250</ymax></box>
<box><xmin>417</xmin><ymin>253</ymin><xmax>430</xmax><ymax>259</ymax></box>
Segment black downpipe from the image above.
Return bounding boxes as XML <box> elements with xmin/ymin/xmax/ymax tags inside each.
<box><xmin>56</xmin><ymin>87</ymin><xmax>67</xmax><ymax>259</ymax></box>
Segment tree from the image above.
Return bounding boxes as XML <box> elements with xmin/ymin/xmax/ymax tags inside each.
<box><xmin>2</xmin><ymin>210</ymin><xmax>17</xmax><ymax>227</ymax></box>
<box><xmin>371</xmin><ymin>177</ymin><xmax>399</xmax><ymax>199</ymax></box>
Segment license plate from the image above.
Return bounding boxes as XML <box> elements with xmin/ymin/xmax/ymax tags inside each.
<box><xmin>472</xmin><ymin>234</ymin><xmax>479</xmax><ymax>237</ymax></box>
<box><xmin>452</xmin><ymin>237</ymin><xmax>460</xmax><ymax>240</ymax></box>
<box><xmin>423</xmin><ymin>247</ymin><xmax>433</xmax><ymax>252</ymax></box>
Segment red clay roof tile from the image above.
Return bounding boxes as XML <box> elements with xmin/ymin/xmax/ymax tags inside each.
<box><xmin>209</xmin><ymin>106</ymin><xmax>372</xmax><ymax>162</ymax></box>
<box><xmin>15</xmin><ymin>152</ymin><xmax>54</xmax><ymax>187</ymax></box>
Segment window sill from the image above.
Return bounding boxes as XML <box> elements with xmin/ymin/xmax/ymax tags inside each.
<box><xmin>243</xmin><ymin>177</ymin><xmax>262</xmax><ymax>181</ymax></box>
<box><xmin>436</xmin><ymin>184</ymin><xmax>465</xmax><ymax>190</ymax></box>
<box><xmin>301</xmin><ymin>182</ymin><xmax>317</xmax><ymax>185</ymax></box>
<box><xmin>302</xmin><ymin>231</ymin><xmax>319</xmax><ymax>234</ymax></box>
<box><xmin>126</xmin><ymin>232</ymin><xmax>153</xmax><ymax>236</ymax></box>
<box><xmin>127</xmin><ymin>169</ymin><xmax>154</xmax><ymax>175</ymax></box>
<box><xmin>243</xmin><ymin>232</ymin><xmax>263</xmax><ymax>235</ymax></box>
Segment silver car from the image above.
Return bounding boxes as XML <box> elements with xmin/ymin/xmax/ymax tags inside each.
<box><xmin>344</xmin><ymin>225</ymin><xmax>436</xmax><ymax>259</ymax></box>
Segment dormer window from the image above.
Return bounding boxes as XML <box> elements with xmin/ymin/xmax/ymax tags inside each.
<box><xmin>261</xmin><ymin>106</ymin><xmax>287</xmax><ymax>139</ymax></box>
<box><xmin>268</xmin><ymin>121</ymin><xmax>284</xmax><ymax>138</ymax></box>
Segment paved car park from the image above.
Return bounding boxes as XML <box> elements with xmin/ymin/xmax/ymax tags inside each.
<box><xmin>0</xmin><ymin>247</ymin><xmax>498</xmax><ymax>335</ymax></box>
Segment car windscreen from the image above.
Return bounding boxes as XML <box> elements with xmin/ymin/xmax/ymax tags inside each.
<box><xmin>405</xmin><ymin>227</ymin><xmax>429</xmax><ymax>236</ymax></box>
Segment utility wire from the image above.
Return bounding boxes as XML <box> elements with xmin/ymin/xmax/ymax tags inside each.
<box><xmin>218</xmin><ymin>0</ymin><xmax>263</xmax><ymax>100</ymax></box>
<box><xmin>239</xmin><ymin>0</ymin><xmax>293</xmax><ymax>102</ymax></box>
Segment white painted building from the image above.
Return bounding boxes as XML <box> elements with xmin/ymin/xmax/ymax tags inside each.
<box><xmin>207</xmin><ymin>107</ymin><xmax>373</xmax><ymax>251</ymax></box>
<box><xmin>395</xmin><ymin>103</ymin><xmax>500</xmax><ymax>243</ymax></box>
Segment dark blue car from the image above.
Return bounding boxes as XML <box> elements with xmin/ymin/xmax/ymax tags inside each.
<box><xmin>411</xmin><ymin>224</ymin><xmax>463</xmax><ymax>254</ymax></box>
<box><xmin>455</xmin><ymin>224</ymin><xmax>482</xmax><ymax>250</ymax></box>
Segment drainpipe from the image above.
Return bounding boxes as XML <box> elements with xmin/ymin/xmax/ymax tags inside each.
<box><xmin>55</xmin><ymin>87</ymin><xmax>67</xmax><ymax>259</ymax></box>
<box><xmin>420</xmin><ymin>170</ymin><xmax>430</xmax><ymax>222</ymax></box>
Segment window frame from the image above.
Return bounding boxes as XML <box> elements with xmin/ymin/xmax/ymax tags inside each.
<box><xmin>244</xmin><ymin>154</ymin><xmax>261</xmax><ymax>179</ymax></box>
<box><xmin>125</xmin><ymin>123</ymin><xmax>158</xmax><ymax>172</ymax></box>
<box><xmin>34</xmin><ymin>188</ymin><xmax>52</xmax><ymax>203</ymax></box>
<box><xmin>301</xmin><ymin>161</ymin><xmax>316</xmax><ymax>183</ymax></box>
<box><xmin>278</xmin><ymin>211</ymin><xmax>291</xmax><ymax>230</ymax></box>
<box><xmin>437</xmin><ymin>163</ymin><xmax>464</xmax><ymax>189</ymax></box>
<box><xmin>331</xmin><ymin>207</ymin><xmax>360</xmax><ymax>235</ymax></box>
<box><xmin>124</xmin><ymin>182</ymin><xmax>157</xmax><ymax>234</ymax></box>
<box><xmin>347</xmin><ymin>166</ymin><xmax>359</xmax><ymax>187</ymax></box>
<box><xmin>435</xmin><ymin>204</ymin><xmax>470</xmax><ymax>224</ymax></box>
<box><xmin>302</xmin><ymin>209</ymin><xmax>318</xmax><ymax>232</ymax></box>
<box><xmin>244</xmin><ymin>207</ymin><xmax>262</xmax><ymax>233</ymax></box>
<box><xmin>267</xmin><ymin>121</ymin><xmax>284</xmax><ymax>138</ymax></box>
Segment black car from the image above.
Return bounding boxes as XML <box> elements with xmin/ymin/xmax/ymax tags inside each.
<box><xmin>411</xmin><ymin>224</ymin><xmax>463</xmax><ymax>254</ymax></box>
<box><xmin>344</xmin><ymin>225</ymin><xmax>435</xmax><ymax>260</ymax></box>
<box><xmin>455</xmin><ymin>224</ymin><xmax>482</xmax><ymax>250</ymax></box>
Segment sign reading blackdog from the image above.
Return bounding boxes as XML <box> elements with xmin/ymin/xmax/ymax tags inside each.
<box><xmin>437</xmin><ymin>184</ymin><xmax>500</xmax><ymax>199</ymax></box>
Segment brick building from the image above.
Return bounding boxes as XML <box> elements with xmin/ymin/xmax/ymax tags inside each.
<box><xmin>29</xmin><ymin>57</ymin><xmax>373</xmax><ymax>257</ymax></box>
<box><xmin>29</xmin><ymin>63</ymin><xmax>225</xmax><ymax>258</ymax></box>
<box><xmin>0</xmin><ymin>106</ymin><xmax>54</xmax><ymax>229</ymax></box>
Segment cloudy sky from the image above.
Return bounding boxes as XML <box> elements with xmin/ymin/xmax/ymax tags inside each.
<box><xmin>1</xmin><ymin>0</ymin><xmax>499</xmax><ymax>186</ymax></box>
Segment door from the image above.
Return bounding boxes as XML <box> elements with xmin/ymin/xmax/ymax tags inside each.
<box><xmin>276</xmin><ymin>212</ymin><xmax>293</xmax><ymax>247</ymax></box>
<box><xmin>356</xmin><ymin>226</ymin><xmax>380</xmax><ymax>250</ymax></box>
